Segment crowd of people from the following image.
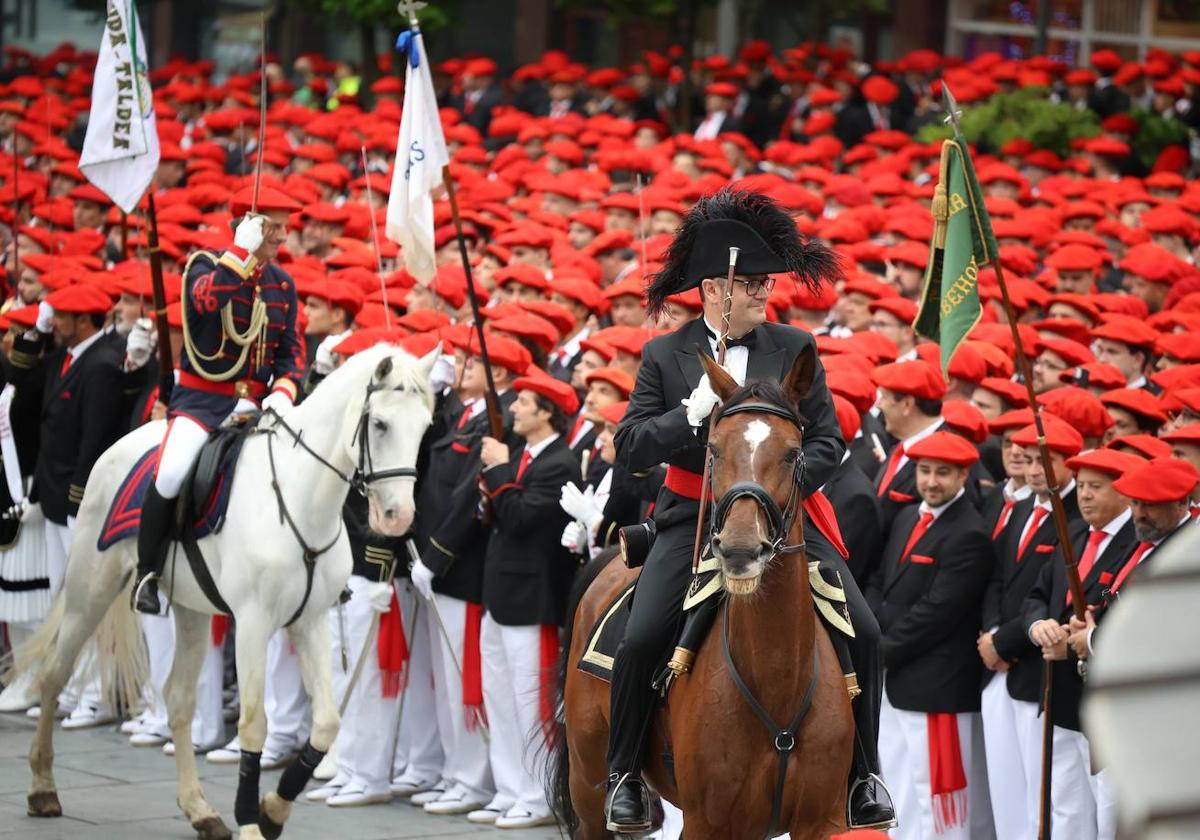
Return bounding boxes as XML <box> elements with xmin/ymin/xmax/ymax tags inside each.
<box><xmin>0</xmin><ymin>33</ymin><xmax>1198</xmax><ymax>839</ymax></box>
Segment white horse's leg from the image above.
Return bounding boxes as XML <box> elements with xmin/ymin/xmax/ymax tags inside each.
<box><xmin>258</xmin><ymin>612</ymin><xmax>339</xmax><ymax>840</ymax></box>
<box><xmin>232</xmin><ymin>613</ymin><xmax>272</xmax><ymax>840</ymax></box>
<box><xmin>167</xmin><ymin>606</ymin><xmax>231</xmax><ymax>840</ymax></box>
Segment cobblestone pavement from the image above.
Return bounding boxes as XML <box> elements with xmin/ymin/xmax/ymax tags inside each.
<box><xmin>0</xmin><ymin>713</ymin><xmax>561</xmax><ymax>839</ymax></box>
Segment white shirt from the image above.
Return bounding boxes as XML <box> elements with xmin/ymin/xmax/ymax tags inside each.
<box><xmin>1086</xmin><ymin>508</ymin><xmax>1133</xmax><ymax>561</ymax></box>
<box><xmin>521</xmin><ymin>432</ymin><xmax>560</xmax><ymax>463</ymax></box>
<box><xmin>919</xmin><ymin>486</ymin><xmax>965</xmax><ymax>521</ymax></box>
<box><xmin>694</xmin><ymin>111</ymin><xmax>728</xmax><ymax>142</ymax></box>
<box><xmin>892</xmin><ymin>418</ymin><xmax>945</xmax><ymax>474</ymax></box>
<box><xmin>67</xmin><ymin>330</ymin><xmax>105</xmax><ymax>364</ymax></box>
<box><xmin>1017</xmin><ymin>480</ymin><xmax>1077</xmax><ymax>548</ymax></box>
<box><xmin>703</xmin><ymin>316</ymin><xmax>749</xmax><ymax>386</ymax></box>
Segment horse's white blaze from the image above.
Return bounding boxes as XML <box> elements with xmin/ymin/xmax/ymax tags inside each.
<box><xmin>743</xmin><ymin>418</ymin><xmax>770</xmax><ymax>454</ymax></box>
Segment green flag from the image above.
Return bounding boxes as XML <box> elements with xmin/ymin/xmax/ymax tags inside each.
<box><xmin>912</xmin><ymin>99</ymin><xmax>998</xmax><ymax>379</ymax></box>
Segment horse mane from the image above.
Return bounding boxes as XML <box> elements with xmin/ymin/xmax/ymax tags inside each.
<box><xmin>721</xmin><ymin>380</ymin><xmax>808</xmax><ymax>429</ymax></box>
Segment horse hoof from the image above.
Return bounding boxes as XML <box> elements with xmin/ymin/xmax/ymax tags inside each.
<box><xmin>257</xmin><ymin>792</ymin><xmax>289</xmax><ymax>840</ymax></box>
<box><xmin>256</xmin><ymin>815</ymin><xmax>283</xmax><ymax>840</ymax></box>
<box><xmin>193</xmin><ymin>815</ymin><xmax>233</xmax><ymax>840</ymax></box>
<box><xmin>26</xmin><ymin>790</ymin><xmax>62</xmax><ymax>817</ymax></box>
<box><xmin>237</xmin><ymin>826</ymin><xmax>266</xmax><ymax>840</ymax></box>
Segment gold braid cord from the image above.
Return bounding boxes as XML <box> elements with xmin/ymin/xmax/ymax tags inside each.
<box><xmin>180</xmin><ymin>250</ymin><xmax>269</xmax><ymax>382</ymax></box>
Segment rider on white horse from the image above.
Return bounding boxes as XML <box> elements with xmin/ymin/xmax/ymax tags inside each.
<box><xmin>132</xmin><ymin>186</ymin><xmax>306</xmax><ymax>615</ymax></box>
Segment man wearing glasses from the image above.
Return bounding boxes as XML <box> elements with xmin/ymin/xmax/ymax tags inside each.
<box><xmin>132</xmin><ymin>187</ymin><xmax>307</xmax><ymax>614</ymax></box>
<box><xmin>604</xmin><ymin>189</ymin><xmax>895</xmax><ymax>833</ymax></box>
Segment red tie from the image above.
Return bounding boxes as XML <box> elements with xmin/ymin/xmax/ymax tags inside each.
<box><xmin>1109</xmin><ymin>541</ymin><xmax>1155</xmax><ymax>595</ymax></box>
<box><xmin>568</xmin><ymin>414</ymin><xmax>587</xmax><ymax>447</ymax></box>
<box><xmin>456</xmin><ymin>404</ymin><xmax>473</xmax><ymax>430</ymax></box>
<box><xmin>1066</xmin><ymin>529</ymin><xmax>1106</xmax><ymax>606</ymax></box>
<box><xmin>900</xmin><ymin>512</ymin><xmax>935</xmax><ymax>563</ymax></box>
<box><xmin>991</xmin><ymin>499</ymin><xmax>1015</xmax><ymax>540</ymax></box>
<box><xmin>516</xmin><ymin>449</ymin><xmax>532</xmax><ymax>481</ymax></box>
<box><xmin>1017</xmin><ymin>507</ymin><xmax>1049</xmax><ymax>560</ymax></box>
<box><xmin>59</xmin><ymin>353</ymin><xmax>71</xmax><ymax>377</ymax></box>
<box><xmin>876</xmin><ymin>445</ymin><xmax>906</xmax><ymax>497</ymax></box>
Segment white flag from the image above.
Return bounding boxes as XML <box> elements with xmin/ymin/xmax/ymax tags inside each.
<box><xmin>385</xmin><ymin>26</ymin><xmax>450</xmax><ymax>286</ymax></box>
<box><xmin>79</xmin><ymin>0</ymin><xmax>159</xmax><ymax>214</ymax></box>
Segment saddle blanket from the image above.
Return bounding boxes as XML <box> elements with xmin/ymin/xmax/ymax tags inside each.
<box><xmin>96</xmin><ymin>445</ymin><xmax>235</xmax><ymax>551</ymax></box>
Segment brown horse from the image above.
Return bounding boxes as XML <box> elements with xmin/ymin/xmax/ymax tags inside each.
<box><xmin>551</xmin><ymin>349</ymin><xmax>854</xmax><ymax>839</ymax></box>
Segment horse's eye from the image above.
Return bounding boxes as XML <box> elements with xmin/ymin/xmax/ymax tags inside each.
<box><xmin>784</xmin><ymin>448</ymin><xmax>801</xmax><ymax>463</ymax></box>
<box><xmin>373</xmin><ymin>418</ymin><xmax>389</xmax><ymax>433</ymax></box>
<box><xmin>707</xmin><ymin>443</ymin><xmax>720</xmax><ymax>459</ymax></box>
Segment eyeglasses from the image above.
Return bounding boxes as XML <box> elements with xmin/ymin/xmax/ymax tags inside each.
<box><xmin>732</xmin><ymin>276</ymin><xmax>776</xmax><ymax>296</ymax></box>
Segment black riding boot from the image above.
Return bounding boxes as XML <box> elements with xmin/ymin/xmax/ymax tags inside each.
<box><xmin>132</xmin><ymin>485</ymin><xmax>174</xmax><ymax>615</ymax></box>
<box><xmin>605</xmin><ymin>772</ymin><xmax>651</xmax><ymax>833</ymax></box>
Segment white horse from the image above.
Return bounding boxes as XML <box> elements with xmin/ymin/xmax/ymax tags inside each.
<box><xmin>10</xmin><ymin>344</ymin><xmax>437</xmax><ymax>840</ymax></box>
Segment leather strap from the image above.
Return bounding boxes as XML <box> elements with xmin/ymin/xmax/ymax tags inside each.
<box><xmin>181</xmin><ymin>532</ymin><xmax>233</xmax><ymax>616</ymax></box>
<box><xmin>721</xmin><ymin>605</ymin><xmax>819</xmax><ymax>839</ymax></box>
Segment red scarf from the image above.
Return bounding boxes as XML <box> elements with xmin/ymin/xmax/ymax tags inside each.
<box><xmin>539</xmin><ymin>624</ymin><xmax>560</xmax><ymax>745</ymax></box>
<box><xmin>928</xmin><ymin>712</ymin><xmax>968</xmax><ymax>833</ymax></box>
<box><xmin>461</xmin><ymin>602</ymin><xmax>487</xmax><ymax>731</ymax></box>
<box><xmin>211</xmin><ymin>615</ymin><xmax>229</xmax><ymax>647</ymax></box>
<box><xmin>377</xmin><ymin>587</ymin><xmax>409</xmax><ymax>697</ymax></box>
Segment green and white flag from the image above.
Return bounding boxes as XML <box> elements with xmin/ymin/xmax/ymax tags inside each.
<box><xmin>79</xmin><ymin>0</ymin><xmax>159</xmax><ymax>213</ymax></box>
<box><xmin>912</xmin><ymin>86</ymin><xmax>998</xmax><ymax>380</ymax></box>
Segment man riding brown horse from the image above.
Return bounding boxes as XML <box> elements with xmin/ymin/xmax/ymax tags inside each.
<box><xmin>604</xmin><ymin>188</ymin><xmax>896</xmax><ymax>832</ymax></box>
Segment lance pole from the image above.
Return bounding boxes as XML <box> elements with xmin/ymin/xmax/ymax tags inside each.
<box><xmin>251</xmin><ymin>11</ymin><xmax>267</xmax><ymax>214</ymax></box>
<box><xmin>145</xmin><ymin>192</ymin><xmax>175</xmax><ymax>404</ymax></box>
<box><xmin>360</xmin><ymin>146</ymin><xmax>392</xmax><ymax>329</ymax></box>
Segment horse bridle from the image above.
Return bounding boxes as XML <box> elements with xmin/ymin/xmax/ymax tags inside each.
<box><xmin>709</xmin><ymin>401</ymin><xmax>807</xmax><ymax>556</ymax></box>
<box><xmin>351</xmin><ymin>379</ymin><xmax>421</xmax><ymax>490</ymax></box>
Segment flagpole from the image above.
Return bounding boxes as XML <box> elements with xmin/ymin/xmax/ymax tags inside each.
<box><xmin>145</xmin><ymin>192</ymin><xmax>175</xmax><ymax>405</ymax></box>
<box><xmin>942</xmin><ymin>93</ymin><xmax>1081</xmax><ymax>840</ymax></box>
<box><xmin>251</xmin><ymin>11</ymin><xmax>267</xmax><ymax>214</ymax></box>
<box><xmin>359</xmin><ymin>146</ymin><xmax>392</xmax><ymax>329</ymax></box>
<box><xmin>10</xmin><ymin>151</ymin><xmax>19</xmax><ymax>298</ymax></box>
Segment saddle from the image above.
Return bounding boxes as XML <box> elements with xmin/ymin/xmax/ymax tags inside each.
<box><xmin>577</xmin><ymin>543</ymin><xmax>860</xmax><ymax>698</ymax></box>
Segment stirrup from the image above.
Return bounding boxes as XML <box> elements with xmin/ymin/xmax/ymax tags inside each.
<box><xmin>131</xmin><ymin>572</ymin><xmax>162</xmax><ymax>614</ymax></box>
<box><xmin>847</xmin><ymin>773</ymin><xmax>898</xmax><ymax>830</ymax></box>
<box><xmin>605</xmin><ymin>772</ymin><xmax>652</xmax><ymax>834</ymax></box>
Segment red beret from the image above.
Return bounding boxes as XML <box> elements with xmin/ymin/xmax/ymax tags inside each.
<box><xmin>1066</xmin><ymin>447</ymin><xmax>1146</xmax><ymax>478</ymax></box>
<box><xmin>1039</xmin><ymin>336</ymin><xmax>1094</xmax><ymax>368</ymax></box>
<box><xmin>1038</xmin><ymin>386</ymin><xmax>1113</xmax><ymax>440</ymax></box>
<box><xmin>598</xmin><ymin>400</ymin><xmax>629</xmax><ymax>427</ymax></box>
<box><xmin>230</xmin><ymin>186</ymin><xmax>302</xmax><ymax>217</ymax></box>
<box><xmin>1106</xmin><ymin>433</ymin><xmax>1172</xmax><ymax>460</ymax></box>
<box><xmin>843</xmin><ymin>276</ymin><xmax>898</xmax><ymax>301</ymax></box>
<box><xmin>976</xmin><ymin>376</ymin><xmax>1029</xmax><ymax>408</ymax></box>
<box><xmin>905</xmin><ymin>430</ymin><xmax>980</xmax><ymax>466</ymax></box>
<box><xmin>988</xmin><ymin>407</ymin><xmax>1035</xmax><ymax>434</ymax></box>
<box><xmin>1119</xmin><ymin>243</ymin><xmax>1185</xmax><ymax>284</ymax></box>
<box><xmin>1090</xmin><ymin>317</ymin><xmax>1160</xmax><ymax>351</ymax></box>
<box><xmin>832</xmin><ymin>394</ymin><xmax>861</xmax><ymax>442</ymax></box>
<box><xmin>297</xmin><ymin>279</ymin><xmax>365</xmax><ymax>318</ymax></box>
<box><xmin>705</xmin><ymin>82</ymin><xmax>738</xmax><ymax>99</ymax></box>
<box><xmin>1060</xmin><ymin>362</ymin><xmax>1127</xmax><ymax>391</ymax></box>
<box><xmin>941</xmin><ymin>400</ymin><xmax>989</xmax><ymax>444</ymax></box>
<box><xmin>1012</xmin><ymin>413</ymin><xmax>1084</xmax><ymax>456</ymax></box>
<box><xmin>585</xmin><ymin>366</ymin><xmax>634</xmax><ymax>397</ymax></box>
<box><xmin>870</xmin><ymin>360</ymin><xmax>946</xmax><ymax>401</ymax></box>
<box><xmin>494</xmin><ymin>263</ymin><xmax>549</xmax><ymax>291</ymax></box>
<box><xmin>45</xmin><ymin>283</ymin><xmax>112</xmax><ymax>314</ymax></box>
<box><xmin>827</xmin><ymin>370</ymin><xmax>876</xmax><ymax>415</ymax></box>
<box><xmin>1161</xmin><ymin>423</ymin><xmax>1200</xmax><ymax>446</ymax></box>
<box><xmin>861</xmin><ymin>75</ymin><xmax>899</xmax><ymax>104</ymax></box>
<box><xmin>513</xmin><ymin>374</ymin><xmax>580</xmax><ymax>416</ymax></box>
<box><xmin>67</xmin><ymin>183</ymin><xmax>112</xmax><ymax>205</ymax></box>
<box><xmin>490</xmin><ymin>313</ymin><xmax>559</xmax><ymax>352</ymax></box>
<box><xmin>868</xmin><ymin>296</ymin><xmax>918</xmax><ymax>323</ymax></box>
<box><xmin>1091</xmin><ymin>50</ymin><xmax>1123</xmax><ymax>73</ymax></box>
<box><xmin>1100</xmin><ymin>388</ymin><xmax>1168</xmax><ymax>425</ymax></box>
<box><xmin>1157</xmin><ymin>332</ymin><xmax>1200</xmax><ymax>363</ymax></box>
<box><xmin>551</xmin><ymin>276</ymin><xmax>604</xmax><ymax>312</ymax></box>
<box><xmin>1113</xmin><ymin>457</ymin><xmax>1199</xmax><ymax>503</ymax></box>
<box><xmin>465</xmin><ymin>332</ymin><xmax>531</xmax><ymax>375</ymax></box>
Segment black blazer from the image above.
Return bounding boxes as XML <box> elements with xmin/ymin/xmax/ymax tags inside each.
<box><xmin>877</xmin><ymin>438</ymin><xmax>982</xmax><ymax>530</ymax></box>
<box><xmin>481</xmin><ymin>435</ymin><xmax>579</xmax><ymax>627</ymax></box>
<box><xmin>1020</xmin><ymin>516</ymin><xmax>1136</xmax><ymax>730</ymax></box>
<box><xmin>983</xmin><ymin>489</ymin><xmax>1081</xmax><ymax>702</ymax></box>
<box><xmin>616</xmin><ymin>317</ymin><xmax>844</xmax><ymax>531</ymax></box>
<box><xmin>866</xmin><ymin>495</ymin><xmax>993</xmax><ymax>713</ymax></box>
<box><xmin>824</xmin><ymin>457</ymin><xmax>883</xmax><ymax>587</ymax></box>
<box><xmin>416</xmin><ymin>390</ymin><xmax>517</xmax><ymax>604</ymax></box>
<box><xmin>849</xmin><ymin>411</ymin><xmax>891</xmax><ymax>482</ymax></box>
<box><xmin>9</xmin><ymin>331</ymin><xmax>126</xmax><ymax>524</ymax></box>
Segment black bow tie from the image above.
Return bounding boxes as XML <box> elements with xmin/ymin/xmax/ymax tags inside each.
<box><xmin>704</xmin><ymin>324</ymin><xmax>757</xmax><ymax>350</ymax></box>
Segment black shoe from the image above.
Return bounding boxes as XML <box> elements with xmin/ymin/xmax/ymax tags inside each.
<box><xmin>604</xmin><ymin>772</ymin><xmax>651</xmax><ymax>833</ymax></box>
<box><xmin>848</xmin><ymin>775</ymin><xmax>897</xmax><ymax>830</ymax></box>
<box><xmin>132</xmin><ymin>573</ymin><xmax>161</xmax><ymax>615</ymax></box>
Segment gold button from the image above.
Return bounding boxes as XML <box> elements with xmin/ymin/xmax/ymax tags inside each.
<box><xmin>235</xmin><ymin>382</ymin><xmax>249</xmax><ymax>398</ymax></box>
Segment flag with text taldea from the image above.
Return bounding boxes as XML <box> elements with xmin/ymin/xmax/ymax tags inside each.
<box><xmin>79</xmin><ymin>0</ymin><xmax>159</xmax><ymax>213</ymax></box>
<box><xmin>912</xmin><ymin>86</ymin><xmax>998</xmax><ymax>380</ymax></box>
<box><xmin>386</xmin><ymin>23</ymin><xmax>450</xmax><ymax>286</ymax></box>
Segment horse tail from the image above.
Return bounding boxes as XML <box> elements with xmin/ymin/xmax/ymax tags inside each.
<box><xmin>91</xmin><ymin>577</ymin><xmax>149</xmax><ymax>712</ymax></box>
<box><xmin>545</xmin><ymin>546</ymin><xmax>621</xmax><ymax>837</ymax></box>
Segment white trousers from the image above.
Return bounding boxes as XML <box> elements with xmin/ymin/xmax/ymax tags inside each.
<box><xmin>426</xmin><ymin>593</ymin><xmax>492</xmax><ymax>801</ymax></box>
<box><xmin>44</xmin><ymin>520</ymin><xmax>72</xmax><ymax>596</ymax></box>
<box><xmin>879</xmin><ymin>690</ymin><xmax>976</xmax><ymax>840</ymax></box>
<box><xmin>1011</xmin><ymin>694</ymin><xmax>1044</xmax><ymax>836</ymax></box>
<box><xmin>980</xmin><ymin>673</ymin><xmax>1033</xmax><ymax>840</ymax></box>
<box><xmin>326</xmin><ymin>575</ymin><xmax>402</xmax><ymax>795</ymax></box>
<box><xmin>1046</xmin><ymin>726</ymin><xmax>1097</xmax><ymax>840</ymax></box>
<box><xmin>264</xmin><ymin>628</ymin><xmax>310</xmax><ymax>755</ymax></box>
<box><xmin>154</xmin><ymin>415</ymin><xmax>210</xmax><ymax>498</ymax></box>
<box><xmin>391</xmin><ymin>581</ymin><xmax>443</xmax><ymax>780</ymax></box>
<box><xmin>140</xmin><ymin>607</ymin><xmax>224</xmax><ymax>746</ymax></box>
<box><xmin>1093</xmin><ymin>768</ymin><xmax>1117</xmax><ymax>840</ymax></box>
<box><xmin>481</xmin><ymin>615</ymin><xmax>552</xmax><ymax>817</ymax></box>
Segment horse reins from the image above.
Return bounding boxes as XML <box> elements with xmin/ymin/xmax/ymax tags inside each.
<box><xmin>711</xmin><ymin>398</ymin><xmax>819</xmax><ymax>838</ymax></box>
<box><xmin>258</xmin><ymin>378</ymin><xmax>418</xmax><ymax>626</ymax></box>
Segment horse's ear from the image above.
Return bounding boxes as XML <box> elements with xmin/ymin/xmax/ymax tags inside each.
<box><xmin>374</xmin><ymin>356</ymin><xmax>394</xmax><ymax>383</ymax></box>
<box><xmin>782</xmin><ymin>344</ymin><xmax>817</xmax><ymax>405</ymax></box>
<box><xmin>699</xmin><ymin>350</ymin><xmax>739</xmax><ymax>401</ymax></box>
<box><xmin>416</xmin><ymin>346</ymin><xmax>440</xmax><ymax>380</ymax></box>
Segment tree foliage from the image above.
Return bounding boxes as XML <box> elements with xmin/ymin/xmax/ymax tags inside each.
<box><xmin>916</xmin><ymin>87</ymin><xmax>1100</xmax><ymax>158</ymax></box>
<box><xmin>281</xmin><ymin>0</ymin><xmax>453</xmax><ymax>32</ymax></box>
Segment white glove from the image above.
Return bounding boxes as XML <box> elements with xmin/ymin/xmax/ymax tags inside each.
<box><xmin>234</xmin><ymin>214</ymin><xmax>266</xmax><ymax>253</ymax></box>
<box><xmin>682</xmin><ymin>374</ymin><xmax>721</xmax><ymax>427</ymax></box>
<box><xmin>559</xmin><ymin>482</ymin><xmax>603</xmax><ymax>530</ymax></box>
<box><xmin>35</xmin><ymin>301</ymin><xmax>53</xmax><ymax>334</ymax></box>
<box><xmin>312</xmin><ymin>333</ymin><xmax>341</xmax><ymax>377</ymax></box>
<box><xmin>363</xmin><ymin>580</ymin><xmax>394</xmax><ymax>614</ymax></box>
<box><xmin>124</xmin><ymin>317</ymin><xmax>155</xmax><ymax>371</ymax></box>
<box><xmin>261</xmin><ymin>390</ymin><xmax>293</xmax><ymax>417</ymax></box>
<box><xmin>66</xmin><ymin>515</ymin><xmax>76</xmax><ymax>529</ymax></box>
<box><xmin>560</xmin><ymin>520</ymin><xmax>588</xmax><ymax>553</ymax></box>
<box><xmin>429</xmin><ymin>353</ymin><xmax>456</xmax><ymax>392</ymax></box>
<box><xmin>20</xmin><ymin>499</ymin><xmax>42</xmax><ymax>525</ymax></box>
<box><xmin>410</xmin><ymin>558</ymin><xmax>436</xmax><ymax>600</ymax></box>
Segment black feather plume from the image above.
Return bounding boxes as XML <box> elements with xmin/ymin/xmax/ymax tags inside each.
<box><xmin>645</xmin><ymin>188</ymin><xmax>842</xmax><ymax>318</ymax></box>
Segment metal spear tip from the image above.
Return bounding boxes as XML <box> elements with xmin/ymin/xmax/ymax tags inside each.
<box><xmin>942</xmin><ymin>108</ymin><xmax>963</xmax><ymax>126</ymax></box>
<box><xmin>728</xmin><ymin>246</ymin><xmax>740</xmax><ymax>268</ymax></box>
<box><xmin>397</xmin><ymin>0</ymin><xmax>427</xmax><ymax>22</ymax></box>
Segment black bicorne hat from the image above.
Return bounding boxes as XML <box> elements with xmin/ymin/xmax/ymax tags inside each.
<box><xmin>645</xmin><ymin>188</ymin><xmax>841</xmax><ymax>317</ymax></box>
